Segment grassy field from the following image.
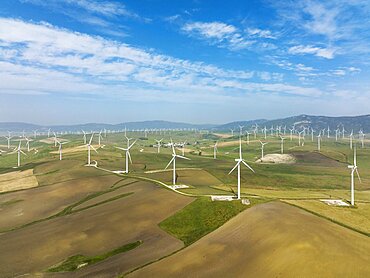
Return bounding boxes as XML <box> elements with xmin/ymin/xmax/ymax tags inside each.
<box><xmin>48</xmin><ymin>241</ymin><xmax>142</xmax><ymax>272</ymax></box>
<box><xmin>159</xmin><ymin>197</ymin><xmax>270</xmax><ymax>246</ymax></box>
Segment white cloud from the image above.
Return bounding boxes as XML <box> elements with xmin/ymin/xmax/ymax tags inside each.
<box><xmin>246</xmin><ymin>28</ymin><xmax>276</xmax><ymax>39</ymax></box>
<box><xmin>288</xmin><ymin>45</ymin><xmax>336</xmax><ymax>59</ymax></box>
<box><xmin>0</xmin><ymin>18</ymin><xmax>323</xmax><ymax>101</ymax></box>
<box><xmin>181</xmin><ymin>21</ymin><xmax>254</xmax><ymax>51</ymax></box>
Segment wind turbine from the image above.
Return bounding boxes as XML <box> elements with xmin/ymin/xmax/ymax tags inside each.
<box><xmin>25</xmin><ymin>137</ymin><xmax>32</xmax><ymax>152</ymax></box>
<box><xmin>12</xmin><ymin>141</ymin><xmax>26</xmax><ymax>168</ymax></box>
<box><xmin>280</xmin><ymin>136</ymin><xmax>286</xmax><ymax>154</ymax></box>
<box><xmin>57</xmin><ymin>140</ymin><xmax>68</xmax><ymax>160</ymax></box>
<box><xmin>238</xmin><ymin>125</ymin><xmax>244</xmax><ymax>136</ymax></box>
<box><xmin>348</xmin><ymin>147</ymin><xmax>361</xmax><ymax>206</ymax></box>
<box><xmin>259</xmin><ymin>140</ymin><xmax>268</xmax><ymax>159</ymax></box>
<box><xmin>213</xmin><ymin>141</ymin><xmax>218</xmax><ymax>159</ymax></box>
<box><xmin>155</xmin><ymin>139</ymin><xmax>163</xmax><ymax>153</ymax></box>
<box><xmin>85</xmin><ymin>134</ymin><xmax>97</xmax><ymax>166</ymax></box>
<box><xmin>228</xmin><ymin>137</ymin><xmax>255</xmax><ymax>199</ymax></box>
<box><xmin>289</xmin><ymin>128</ymin><xmax>294</xmax><ymax>141</ymax></box>
<box><xmin>245</xmin><ymin>131</ymin><xmax>250</xmax><ymax>145</ymax></box>
<box><xmin>82</xmin><ymin>130</ymin><xmax>87</xmax><ymax>144</ymax></box>
<box><xmin>349</xmin><ymin>130</ymin><xmax>354</xmax><ymax>150</ymax></box>
<box><xmin>165</xmin><ymin>139</ymin><xmax>190</xmax><ymax>185</ymax></box>
<box><xmin>47</xmin><ymin>128</ymin><xmax>51</xmax><ymax>138</ymax></box>
<box><xmin>115</xmin><ymin>139</ymin><xmax>137</xmax><ymax>173</ymax></box>
<box><xmin>98</xmin><ymin>130</ymin><xmax>103</xmax><ymax>147</ymax></box>
<box><xmin>317</xmin><ymin>132</ymin><xmax>321</xmax><ymax>152</ymax></box>
<box><xmin>327</xmin><ymin>126</ymin><xmax>330</xmax><ymax>138</ymax></box>
<box><xmin>230</xmin><ymin>129</ymin><xmax>234</xmax><ymax>136</ymax></box>
<box><xmin>4</xmin><ymin>135</ymin><xmax>12</xmax><ymax>149</ymax></box>
<box><xmin>181</xmin><ymin>141</ymin><xmax>186</xmax><ymax>156</ymax></box>
<box><xmin>298</xmin><ymin>130</ymin><xmax>304</xmax><ymax>146</ymax></box>
<box><xmin>311</xmin><ymin>129</ymin><xmax>315</xmax><ymax>142</ymax></box>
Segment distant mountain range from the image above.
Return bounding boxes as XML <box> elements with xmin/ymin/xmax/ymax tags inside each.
<box><xmin>1</xmin><ymin>114</ymin><xmax>370</xmax><ymax>134</ymax></box>
<box><xmin>220</xmin><ymin>114</ymin><xmax>370</xmax><ymax>133</ymax></box>
<box><xmin>0</xmin><ymin>120</ymin><xmax>215</xmax><ymax>134</ymax></box>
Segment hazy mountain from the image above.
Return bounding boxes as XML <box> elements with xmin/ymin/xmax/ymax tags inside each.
<box><xmin>0</xmin><ymin>120</ymin><xmax>215</xmax><ymax>134</ymax></box>
<box><xmin>219</xmin><ymin>114</ymin><xmax>370</xmax><ymax>132</ymax></box>
<box><xmin>1</xmin><ymin>115</ymin><xmax>370</xmax><ymax>134</ymax></box>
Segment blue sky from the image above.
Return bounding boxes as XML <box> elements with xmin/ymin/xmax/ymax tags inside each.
<box><xmin>0</xmin><ymin>0</ymin><xmax>369</xmax><ymax>124</ymax></box>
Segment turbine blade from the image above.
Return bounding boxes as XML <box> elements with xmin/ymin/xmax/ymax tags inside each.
<box><xmin>127</xmin><ymin>151</ymin><xmax>132</xmax><ymax>164</ymax></box>
<box><xmin>241</xmin><ymin>160</ymin><xmax>255</xmax><ymax>173</ymax></box>
<box><xmin>89</xmin><ymin>133</ymin><xmax>94</xmax><ymax>144</ymax></box>
<box><xmin>115</xmin><ymin>146</ymin><xmax>126</xmax><ymax>151</ymax></box>
<box><xmin>355</xmin><ymin>168</ymin><xmax>361</xmax><ymax>183</ymax></box>
<box><xmin>165</xmin><ymin>157</ymin><xmax>175</xmax><ymax>170</ymax></box>
<box><xmin>91</xmin><ymin>145</ymin><xmax>98</xmax><ymax>153</ymax></box>
<box><xmin>228</xmin><ymin>161</ymin><xmax>240</xmax><ymax>175</ymax></box>
<box><xmin>176</xmin><ymin>155</ymin><xmax>190</xmax><ymax>160</ymax></box>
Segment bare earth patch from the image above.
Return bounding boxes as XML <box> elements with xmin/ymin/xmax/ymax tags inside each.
<box><xmin>256</xmin><ymin>153</ymin><xmax>296</xmax><ymax>164</ymax></box>
<box><xmin>0</xmin><ymin>169</ymin><xmax>38</xmax><ymax>193</ymax></box>
<box><xmin>50</xmin><ymin>144</ymin><xmax>99</xmax><ymax>154</ymax></box>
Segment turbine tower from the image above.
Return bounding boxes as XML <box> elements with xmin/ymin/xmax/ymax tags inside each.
<box><xmin>348</xmin><ymin>147</ymin><xmax>361</xmax><ymax>206</ymax></box>
<box><xmin>115</xmin><ymin>139</ymin><xmax>137</xmax><ymax>173</ymax></box>
<box><xmin>165</xmin><ymin>139</ymin><xmax>190</xmax><ymax>185</ymax></box>
<box><xmin>259</xmin><ymin>140</ymin><xmax>268</xmax><ymax>159</ymax></box>
<box><xmin>317</xmin><ymin>132</ymin><xmax>321</xmax><ymax>152</ymax></box>
<box><xmin>85</xmin><ymin>134</ymin><xmax>97</xmax><ymax>165</ymax></box>
<box><xmin>57</xmin><ymin>140</ymin><xmax>68</xmax><ymax>160</ymax></box>
<box><xmin>280</xmin><ymin>136</ymin><xmax>286</xmax><ymax>154</ymax></box>
<box><xmin>213</xmin><ymin>141</ymin><xmax>218</xmax><ymax>159</ymax></box>
<box><xmin>228</xmin><ymin>137</ymin><xmax>255</xmax><ymax>199</ymax></box>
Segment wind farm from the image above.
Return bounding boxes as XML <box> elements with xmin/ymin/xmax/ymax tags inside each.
<box><xmin>0</xmin><ymin>116</ymin><xmax>370</xmax><ymax>277</ymax></box>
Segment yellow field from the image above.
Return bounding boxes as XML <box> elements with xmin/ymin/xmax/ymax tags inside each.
<box><xmin>0</xmin><ymin>169</ymin><xmax>38</xmax><ymax>193</ymax></box>
<box><xmin>129</xmin><ymin>202</ymin><xmax>370</xmax><ymax>277</ymax></box>
<box><xmin>284</xmin><ymin>199</ymin><xmax>370</xmax><ymax>235</ymax></box>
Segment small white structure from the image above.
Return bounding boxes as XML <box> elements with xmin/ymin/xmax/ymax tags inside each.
<box><xmin>169</xmin><ymin>184</ymin><xmax>189</xmax><ymax>190</ymax></box>
<box><xmin>241</xmin><ymin>199</ymin><xmax>251</xmax><ymax>205</ymax></box>
<box><xmin>211</xmin><ymin>195</ymin><xmax>234</xmax><ymax>201</ymax></box>
<box><xmin>320</xmin><ymin>199</ymin><xmax>350</xmax><ymax>207</ymax></box>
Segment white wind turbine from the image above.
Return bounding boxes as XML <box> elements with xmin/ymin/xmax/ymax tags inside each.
<box><xmin>4</xmin><ymin>135</ymin><xmax>12</xmax><ymax>149</ymax></box>
<box><xmin>280</xmin><ymin>136</ymin><xmax>286</xmax><ymax>154</ymax></box>
<box><xmin>311</xmin><ymin>129</ymin><xmax>315</xmax><ymax>142</ymax></box>
<box><xmin>12</xmin><ymin>141</ymin><xmax>26</xmax><ymax>168</ymax></box>
<box><xmin>82</xmin><ymin>130</ymin><xmax>87</xmax><ymax>144</ymax></box>
<box><xmin>259</xmin><ymin>140</ymin><xmax>268</xmax><ymax>159</ymax></box>
<box><xmin>228</xmin><ymin>137</ymin><xmax>255</xmax><ymax>199</ymax></box>
<box><xmin>165</xmin><ymin>139</ymin><xmax>190</xmax><ymax>185</ymax></box>
<box><xmin>349</xmin><ymin>130</ymin><xmax>354</xmax><ymax>149</ymax></box>
<box><xmin>115</xmin><ymin>139</ymin><xmax>137</xmax><ymax>173</ymax></box>
<box><xmin>246</xmin><ymin>131</ymin><xmax>250</xmax><ymax>145</ymax></box>
<box><xmin>317</xmin><ymin>132</ymin><xmax>321</xmax><ymax>152</ymax></box>
<box><xmin>289</xmin><ymin>128</ymin><xmax>294</xmax><ymax>141</ymax></box>
<box><xmin>238</xmin><ymin>125</ymin><xmax>244</xmax><ymax>136</ymax></box>
<box><xmin>155</xmin><ymin>138</ymin><xmax>163</xmax><ymax>153</ymax></box>
<box><xmin>298</xmin><ymin>130</ymin><xmax>304</xmax><ymax>146</ymax></box>
<box><xmin>230</xmin><ymin>129</ymin><xmax>234</xmax><ymax>136</ymax></box>
<box><xmin>47</xmin><ymin>128</ymin><xmax>51</xmax><ymax>138</ymax></box>
<box><xmin>57</xmin><ymin>140</ymin><xmax>68</xmax><ymax>160</ymax></box>
<box><xmin>348</xmin><ymin>147</ymin><xmax>361</xmax><ymax>206</ymax></box>
<box><xmin>25</xmin><ymin>137</ymin><xmax>32</xmax><ymax>152</ymax></box>
<box><xmin>181</xmin><ymin>141</ymin><xmax>186</xmax><ymax>156</ymax></box>
<box><xmin>213</xmin><ymin>141</ymin><xmax>218</xmax><ymax>159</ymax></box>
<box><xmin>98</xmin><ymin>130</ymin><xmax>103</xmax><ymax>147</ymax></box>
<box><xmin>85</xmin><ymin>134</ymin><xmax>97</xmax><ymax>166</ymax></box>
<box><xmin>327</xmin><ymin>126</ymin><xmax>330</xmax><ymax>138</ymax></box>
